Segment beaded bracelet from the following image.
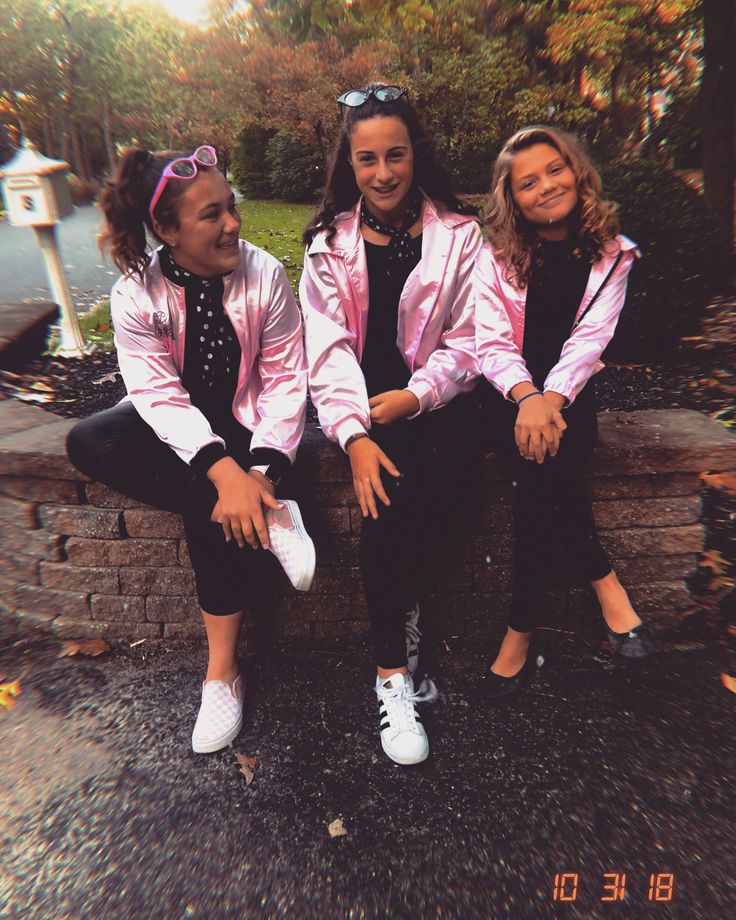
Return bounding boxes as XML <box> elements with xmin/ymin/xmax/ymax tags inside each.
<box><xmin>516</xmin><ymin>390</ymin><xmax>543</xmax><ymax>406</ymax></box>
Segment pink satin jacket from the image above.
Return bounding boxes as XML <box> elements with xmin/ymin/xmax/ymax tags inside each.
<box><xmin>299</xmin><ymin>195</ymin><xmax>482</xmax><ymax>450</ymax></box>
<box><xmin>111</xmin><ymin>240</ymin><xmax>307</xmax><ymax>465</ymax></box>
<box><xmin>474</xmin><ymin>235</ymin><xmax>640</xmax><ymax>404</ymax></box>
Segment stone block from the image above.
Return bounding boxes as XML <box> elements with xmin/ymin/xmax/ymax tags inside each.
<box><xmin>51</xmin><ymin>617</ymin><xmax>109</xmax><ymax>639</ymax></box>
<box><xmin>593</xmin><ymin>495</ymin><xmax>701</xmax><ymax>530</ymax></box>
<box><xmin>123</xmin><ymin>509</ymin><xmax>185</xmax><ymax>538</ymax></box>
<box><xmin>0</xmin><ymin>553</ymin><xmax>39</xmax><ymax>585</ymax></box>
<box><xmin>611</xmin><ymin>554</ymin><xmax>697</xmax><ymax>584</ymax></box>
<box><xmin>91</xmin><ymin>594</ymin><xmax>145</xmax><ymax>622</ymax></box>
<box><xmin>590</xmin><ymin>473</ymin><xmax>700</xmax><ymax>500</ymax></box>
<box><xmin>314</xmin><ymin>536</ymin><xmax>360</xmax><ymax>567</ymax></box>
<box><xmin>594</xmin><ymin>410</ymin><xmax>736</xmax><ymax>475</ymax></box>
<box><xmin>178</xmin><ymin>540</ymin><xmax>191</xmax><ymax>567</ymax></box>
<box><xmin>84</xmin><ymin>482</ymin><xmax>146</xmax><ymax>508</ymax></box>
<box><xmin>0</xmin><ymin>399</ymin><xmax>61</xmax><ymax>435</ymax></box>
<box><xmin>0</xmin><ymin>475</ymin><xmax>81</xmax><ymax>504</ymax></box>
<box><xmin>119</xmin><ymin>566</ymin><xmax>196</xmax><ymax>596</ymax></box>
<box><xmin>0</xmin><ymin>416</ymin><xmax>85</xmax><ymax>479</ymax></box>
<box><xmin>146</xmin><ymin>594</ymin><xmax>200</xmax><ymax>622</ymax></box>
<box><xmin>279</xmin><ymin>593</ymin><xmax>351</xmax><ymax>623</ymax></box>
<box><xmin>163</xmin><ymin>621</ymin><xmax>206</xmax><ymax>639</ymax></box>
<box><xmin>65</xmin><ymin>537</ymin><xmax>179</xmax><ymax>566</ymax></box>
<box><xmin>627</xmin><ymin>580</ymin><xmax>693</xmax><ymax>612</ymax></box>
<box><xmin>302</xmin><ymin>505</ymin><xmax>351</xmax><ymax>534</ymax></box>
<box><xmin>310</xmin><ymin>566</ymin><xmax>362</xmax><ymax>595</ymax></box>
<box><xmin>599</xmin><ymin>524</ymin><xmax>704</xmax><ymax>558</ymax></box>
<box><xmin>40</xmin><ymin>562</ymin><xmax>119</xmax><ymax>595</ymax></box>
<box><xmin>39</xmin><ymin>505</ymin><xmax>123</xmax><ymax>539</ymax></box>
<box><xmin>0</xmin><ymin>494</ymin><xmax>38</xmax><ymax>529</ymax></box>
<box><xmin>14</xmin><ymin>608</ymin><xmax>58</xmax><ymax>631</ymax></box>
<box><xmin>14</xmin><ymin>583</ymin><xmax>90</xmax><ymax>618</ymax></box>
<box><xmin>0</xmin><ymin>520</ymin><xmax>63</xmax><ymax>560</ymax></box>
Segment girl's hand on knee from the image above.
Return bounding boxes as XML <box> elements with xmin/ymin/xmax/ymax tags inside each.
<box><xmin>346</xmin><ymin>437</ymin><xmax>400</xmax><ymax>520</ymax></box>
<box><xmin>207</xmin><ymin>458</ymin><xmax>280</xmax><ymax>550</ymax></box>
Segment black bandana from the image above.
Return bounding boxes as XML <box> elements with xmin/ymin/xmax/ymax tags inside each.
<box><xmin>360</xmin><ymin>187</ymin><xmax>423</xmax><ymax>273</ymax></box>
<box><xmin>158</xmin><ymin>245</ymin><xmax>238</xmax><ymax>393</ymax></box>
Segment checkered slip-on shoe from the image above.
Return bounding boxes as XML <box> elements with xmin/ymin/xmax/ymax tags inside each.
<box><xmin>191</xmin><ymin>674</ymin><xmax>244</xmax><ymax>754</ymax></box>
<box><xmin>266</xmin><ymin>499</ymin><xmax>316</xmax><ymax>592</ymax></box>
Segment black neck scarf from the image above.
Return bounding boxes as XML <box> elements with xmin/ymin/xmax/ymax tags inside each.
<box><xmin>158</xmin><ymin>245</ymin><xmax>237</xmax><ymax>392</ymax></box>
<box><xmin>360</xmin><ymin>187</ymin><xmax>423</xmax><ymax>274</ymax></box>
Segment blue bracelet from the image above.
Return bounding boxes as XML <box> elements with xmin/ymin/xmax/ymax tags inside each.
<box><xmin>516</xmin><ymin>390</ymin><xmax>543</xmax><ymax>406</ymax></box>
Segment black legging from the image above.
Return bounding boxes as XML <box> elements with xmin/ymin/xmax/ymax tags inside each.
<box><xmin>359</xmin><ymin>397</ymin><xmax>476</xmax><ymax>669</ymax></box>
<box><xmin>66</xmin><ymin>402</ymin><xmax>263</xmax><ymax>616</ymax></box>
<box><xmin>492</xmin><ymin>387</ymin><xmax>612</xmax><ymax>633</ymax></box>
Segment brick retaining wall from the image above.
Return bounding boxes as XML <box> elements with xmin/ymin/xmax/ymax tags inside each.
<box><xmin>0</xmin><ymin>399</ymin><xmax>734</xmax><ymax>646</ymax></box>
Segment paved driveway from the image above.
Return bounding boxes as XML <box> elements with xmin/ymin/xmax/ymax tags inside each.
<box><xmin>0</xmin><ymin>205</ymin><xmax>116</xmax><ymax>311</ymax></box>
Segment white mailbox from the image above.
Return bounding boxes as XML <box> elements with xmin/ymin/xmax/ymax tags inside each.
<box><xmin>0</xmin><ymin>139</ymin><xmax>73</xmax><ymax>227</ymax></box>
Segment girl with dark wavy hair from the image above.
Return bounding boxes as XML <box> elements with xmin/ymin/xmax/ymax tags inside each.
<box><xmin>67</xmin><ymin>146</ymin><xmax>314</xmax><ymax>754</ymax></box>
<box><xmin>300</xmin><ymin>84</ymin><xmax>482</xmax><ymax>765</ymax></box>
<box><xmin>475</xmin><ymin>126</ymin><xmax>655</xmax><ymax>699</ymax></box>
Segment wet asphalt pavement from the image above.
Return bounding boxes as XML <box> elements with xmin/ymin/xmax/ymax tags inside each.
<box><xmin>1</xmin><ymin>628</ymin><xmax>734</xmax><ymax>920</ymax></box>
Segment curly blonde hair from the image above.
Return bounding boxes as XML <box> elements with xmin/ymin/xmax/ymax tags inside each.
<box><xmin>484</xmin><ymin>126</ymin><xmax>619</xmax><ymax>288</ymax></box>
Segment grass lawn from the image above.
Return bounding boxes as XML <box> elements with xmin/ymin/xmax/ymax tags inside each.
<box><xmin>237</xmin><ymin>199</ymin><xmax>314</xmax><ymax>295</ymax></box>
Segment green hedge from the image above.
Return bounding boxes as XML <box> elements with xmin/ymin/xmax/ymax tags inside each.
<box><xmin>266</xmin><ymin>131</ymin><xmax>324</xmax><ymax>203</ymax></box>
<box><xmin>601</xmin><ymin>158</ymin><xmax>720</xmax><ymax>361</ymax></box>
<box><xmin>231</xmin><ymin>126</ymin><xmax>275</xmax><ymax>199</ymax></box>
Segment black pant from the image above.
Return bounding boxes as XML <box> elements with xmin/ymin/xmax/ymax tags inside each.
<box><xmin>359</xmin><ymin>398</ymin><xmax>476</xmax><ymax>669</ymax></box>
<box><xmin>66</xmin><ymin>402</ymin><xmax>262</xmax><ymax>616</ymax></box>
<box><xmin>489</xmin><ymin>388</ymin><xmax>612</xmax><ymax>632</ymax></box>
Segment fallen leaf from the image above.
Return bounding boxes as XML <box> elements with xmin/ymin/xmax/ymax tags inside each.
<box><xmin>92</xmin><ymin>372</ymin><xmax>120</xmax><ymax>386</ymax></box>
<box><xmin>58</xmin><ymin>638</ymin><xmax>111</xmax><ymax>658</ymax></box>
<box><xmin>699</xmin><ymin>471</ymin><xmax>736</xmax><ymax>494</ymax></box>
<box><xmin>721</xmin><ymin>673</ymin><xmax>736</xmax><ymax>694</ymax></box>
<box><xmin>29</xmin><ymin>381</ymin><xmax>56</xmax><ymax>393</ymax></box>
<box><xmin>0</xmin><ymin>678</ymin><xmax>21</xmax><ymax>711</ymax></box>
<box><xmin>328</xmin><ymin>818</ymin><xmax>348</xmax><ymax>837</ymax></box>
<box><xmin>234</xmin><ymin>753</ymin><xmax>257</xmax><ymax>786</ymax></box>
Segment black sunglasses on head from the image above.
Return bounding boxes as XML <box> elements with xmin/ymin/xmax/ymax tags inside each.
<box><xmin>337</xmin><ymin>86</ymin><xmax>408</xmax><ymax>107</ymax></box>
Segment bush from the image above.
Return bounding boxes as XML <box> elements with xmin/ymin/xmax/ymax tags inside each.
<box><xmin>231</xmin><ymin>126</ymin><xmax>275</xmax><ymax>199</ymax></box>
<box><xmin>600</xmin><ymin>158</ymin><xmax>721</xmax><ymax>361</ymax></box>
<box><xmin>266</xmin><ymin>130</ymin><xmax>323</xmax><ymax>203</ymax></box>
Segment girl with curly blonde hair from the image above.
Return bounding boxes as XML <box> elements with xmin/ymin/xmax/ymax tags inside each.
<box><xmin>474</xmin><ymin>126</ymin><xmax>654</xmax><ymax>699</ymax></box>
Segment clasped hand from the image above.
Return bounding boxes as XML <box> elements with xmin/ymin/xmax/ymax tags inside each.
<box><xmin>514</xmin><ymin>392</ymin><xmax>567</xmax><ymax>463</ymax></box>
<box><xmin>208</xmin><ymin>458</ymin><xmax>281</xmax><ymax>549</ymax></box>
<box><xmin>369</xmin><ymin>389</ymin><xmax>420</xmax><ymax>426</ymax></box>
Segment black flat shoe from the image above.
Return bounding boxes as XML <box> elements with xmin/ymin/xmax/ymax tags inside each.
<box><xmin>605</xmin><ymin>622</ymin><xmax>656</xmax><ymax>659</ymax></box>
<box><xmin>480</xmin><ymin>640</ymin><xmax>545</xmax><ymax>700</ymax></box>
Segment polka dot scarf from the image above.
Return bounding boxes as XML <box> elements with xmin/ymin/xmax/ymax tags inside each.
<box><xmin>360</xmin><ymin>187</ymin><xmax>423</xmax><ymax>274</ymax></box>
<box><xmin>158</xmin><ymin>245</ymin><xmax>238</xmax><ymax>392</ymax></box>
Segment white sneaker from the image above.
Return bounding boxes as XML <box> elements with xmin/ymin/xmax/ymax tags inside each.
<box><xmin>191</xmin><ymin>674</ymin><xmax>244</xmax><ymax>754</ymax></box>
<box><xmin>405</xmin><ymin>603</ymin><xmax>421</xmax><ymax>676</ymax></box>
<box><xmin>266</xmin><ymin>499</ymin><xmax>316</xmax><ymax>592</ymax></box>
<box><xmin>375</xmin><ymin>672</ymin><xmax>435</xmax><ymax>766</ymax></box>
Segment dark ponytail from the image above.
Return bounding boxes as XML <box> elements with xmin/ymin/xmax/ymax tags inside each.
<box><xmin>98</xmin><ymin>147</ymin><xmax>212</xmax><ymax>280</ymax></box>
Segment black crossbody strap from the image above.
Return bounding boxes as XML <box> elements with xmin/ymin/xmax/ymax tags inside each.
<box><xmin>573</xmin><ymin>251</ymin><xmax>624</xmax><ymax>330</ymax></box>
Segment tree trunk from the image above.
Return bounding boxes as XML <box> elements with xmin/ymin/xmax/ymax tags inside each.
<box><xmin>701</xmin><ymin>0</ymin><xmax>736</xmax><ymax>278</ymax></box>
<box><xmin>70</xmin><ymin>116</ymin><xmax>86</xmax><ymax>179</ymax></box>
<box><xmin>101</xmin><ymin>98</ymin><xmax>115</xmax><ymax>174</ymax></box>
<box><xmin>315</xmin><ymin>119</ymin><xmax>332</xmax><ymax>167</ymax></box>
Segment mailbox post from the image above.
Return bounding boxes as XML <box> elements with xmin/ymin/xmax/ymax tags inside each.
<box><xmin>0</xmin><ymin>139</ymin><xmax>93</xmax><ymax>358</ymax></box>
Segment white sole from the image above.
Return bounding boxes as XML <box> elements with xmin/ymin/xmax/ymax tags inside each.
<box><xmin>192</xmin><ymin>714</ymin><xmax>243</xmax><ymax>754</ymax></box>
<box><xmin>380</xmin><ymin>735</ymin><xmax>429</xmax><ymax>766</ymax></box>
<box><xmin>278</xmin><ymin>499</ymin><xmax>316</xmax><ymax>592</ymax></box>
